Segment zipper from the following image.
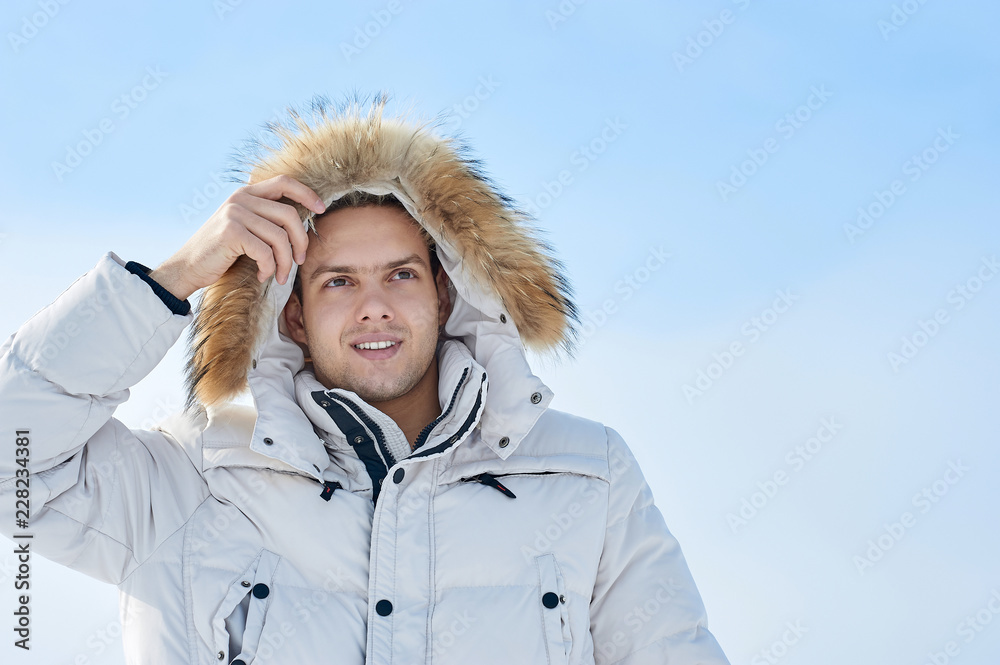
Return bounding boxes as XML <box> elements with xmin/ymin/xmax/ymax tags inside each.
<box><xmin>459</xmin><ymin>470</ymin><xmax>565</xmax><ymax>499</ymax></box>
<box><xmin>317</xmin><ymin>391</ymin><xmax>394</xmax><ymax>506</ymax></box>
<box><xmin>325</xmin><ymin>392</ymin><xmax>395</xmax><ymax>468</ymax></box>
<box><xmin>462</xmin><ymin>472</ymin><xmax>517</xmax><ymax>499</ymax></box>
<box><xmin>319</xmin><ymin>480</ymin><xmax>342</xmax><ymax>501</ymax></box>
<box><xmin>412</xmin><ymin>366</ymin><xmax>470</xmax><ymax>451</ymax></box>
<box><xmin>317</xmin><ymin>370</ymin><xmax>483</xmax><ymax>505</ymax></box>
<box><xmin>410</xmin><ymin>372</ymin><xmax>487</xmax><ymax>460</ymax></box>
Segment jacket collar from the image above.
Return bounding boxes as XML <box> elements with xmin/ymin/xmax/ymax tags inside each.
<box><xmin>205</xmin><ymin>311</ymin><xmax>553</xmax><ymax>483</ymax></box>
<box><xmin>294</xmin><ymin>339</ymin><xmax>487</xmax><ymax>461</ymax></box>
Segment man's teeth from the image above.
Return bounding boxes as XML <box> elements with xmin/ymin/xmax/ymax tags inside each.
<box><xmin>354</xmin><ymin>341</ymin><xmax>397</xmax><ymax>350</ymax></box>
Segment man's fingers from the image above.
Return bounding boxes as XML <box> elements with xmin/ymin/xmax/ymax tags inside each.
<box><xmin>236</xmin><ymin>195</ymin><xmax>311</xmax><ymax>264</ymax></box>
<box><xmin>243</xmin><ymin>175</ymin><xmax>326</xmax><ymax>215</ymax></box>
<box><xmin>232</xmin><ymin>208</ymin><xmax>296</xmax><ymax>285</ymax></box>
<box><xmin>237</xmin><ymin>229</ymin><xmax>277</xmax><ymax>284</ymax></box>
<box><xmin>155</xmin><ymin>174</ymin><xmax>323</xmax><ymax>296</ymax></box>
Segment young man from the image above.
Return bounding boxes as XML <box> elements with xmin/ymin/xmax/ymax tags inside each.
<box><xmin>0</xmin><ymin>96</ymin><xmax>729</xmax><ymax>664</ymax></box>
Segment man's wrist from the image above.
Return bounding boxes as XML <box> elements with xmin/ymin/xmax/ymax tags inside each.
<box><xmin>126</xmin><ymin>261</ymin><xmax>192</xmax><ymax>316</ymax></box>
<box><xmin>147</xmin><ymin>260</ymin><xmax>197</xmax><ymax>302</ymax></box>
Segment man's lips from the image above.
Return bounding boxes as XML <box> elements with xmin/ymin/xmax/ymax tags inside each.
<box><xmin>350</xmin><ymin>333</ymin><xmax>403</xmax><ymax>346</ymax></box>
<box><xmin>351</xmin><ymin>338</ymin><xmax>402</xmax><ymax>360</ymax></box>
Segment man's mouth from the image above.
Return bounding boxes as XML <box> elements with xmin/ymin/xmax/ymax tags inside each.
<box><xmin>352</xmin><ymin>340</ymin><xmax>401</xmax><ymax>359</ymax></box>
<box><xmin>353</xmin><ymin>341</ymin><xmax>398</xmax><ymax>350</ymax></box>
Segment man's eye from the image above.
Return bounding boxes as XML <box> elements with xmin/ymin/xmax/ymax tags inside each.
<box><xmin>326</xmin><ymin>277</ymin><xmax>348</xmax><ymax>287</ymax></box>
<box><xmin>392</xmin><ymin>270</ymin><xmax>415</xmax><ymax>280</ymax></box>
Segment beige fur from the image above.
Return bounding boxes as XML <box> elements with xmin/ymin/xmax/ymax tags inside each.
<box><xmin>184</xmin><ymin>94</ymin><xmax>579</xmax><ymax>409</ymax></box>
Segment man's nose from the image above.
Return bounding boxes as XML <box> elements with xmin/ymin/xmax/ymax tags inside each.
<box><xmin>355</xmin><ymin>283</ymin><xmax>394</xmax><ymax>322</ymax></box>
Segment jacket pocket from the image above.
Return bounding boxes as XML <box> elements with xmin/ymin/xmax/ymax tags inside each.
<box><xmin>458</xmin><ymin>471</ymin><xmax>561</xmax><ymax>498</ymax></box>
<box><xmin>536</xmin><ymin>552</ymin><xmax>572</xmax><ymax>665</ymax></box>
<box><xmin>212</xmin><ymin>549</ymin><xmax>281</xmax><ymax>665</ymax></box>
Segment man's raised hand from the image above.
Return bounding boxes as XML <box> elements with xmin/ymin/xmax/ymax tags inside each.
<box><xmin>149</xmin><ymin>175</ymin><xmax>325</xmax><ymax>301</ymax></box>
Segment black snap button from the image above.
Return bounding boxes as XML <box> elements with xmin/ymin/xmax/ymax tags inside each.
<box><xmin>530</xmin><ymin>392</ymin><xmax>542</xmax><ymax>404</ymax></box>
<box><xmin>251</xmin><ymin>359</ymin><xmax>257</xmax><ymax>369</ymax></box>
<box><xmin>263</xmin><ymin>437</ymin><xmax>273</xmax><ymax>446</ymax></box>
<box><xmin>542</xmin><ymin>592</ymin><xmax>559</xmax><ymax>608</ymax></box>
<box><xmin>376</xmin><ymin>599</ymin><xmax>393</xmax><ymax>616</ymax></box>
<box><xmin>498</xmin><ymin>436</ymin><xmax>509</xmax><ymax>448</ymax></box>
<box><xmin>252</xmin><ymin>583</ymin><xmax>269</xmax><ymax>599</ymax></box>
<box><xmin>500</xmin><ymin>313</ymin><xmax>507</xmax><ymax>323</ymax></box>
<box><xmin>241</xmin><ymin>580</ymin><xmax>250</xmax><ymax>588</ymax></box>
<box><xmin>393</xmin><ymin>468</ymin><xmax>405</xmax><ymax>483</ymax></box>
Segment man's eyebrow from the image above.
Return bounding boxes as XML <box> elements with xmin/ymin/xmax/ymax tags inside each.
<box><xmin>308</xmin><ymin>253</ymin><xmax>428</xmax><ymax>282</ymax></box>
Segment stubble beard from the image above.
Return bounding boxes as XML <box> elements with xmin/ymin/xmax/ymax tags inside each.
<box><xmin>306</xmin><ymin>320</ymin><xmax>440</xmax><ymax>404</ymax></box>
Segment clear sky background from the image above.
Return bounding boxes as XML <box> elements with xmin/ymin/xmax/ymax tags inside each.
<box><xmin>2</xmin><ymin>1</ymin><xmax>999</xmax><ymax>663</ymax></box>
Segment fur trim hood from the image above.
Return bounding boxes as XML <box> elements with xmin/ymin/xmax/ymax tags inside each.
<box><xmin>184</xmin><ymin>94</ymin><xmax>579</xmax><ymax>410</ymax></box>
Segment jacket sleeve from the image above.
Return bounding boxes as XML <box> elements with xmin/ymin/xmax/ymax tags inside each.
<box><xmin>589</xmin><ymin>426</ymin><xmax>730</xmax><ymax>665</ymax></box>
<box><xmin>0</xmin><ymin>251</ymin><xmax>209</xmax><ymax>585</ymax></box>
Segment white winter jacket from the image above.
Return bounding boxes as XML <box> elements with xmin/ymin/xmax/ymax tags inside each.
<box><xmin>0</xmin><ymin>96</ymin><xmax>729</xmax><ymax>665</ymax></box>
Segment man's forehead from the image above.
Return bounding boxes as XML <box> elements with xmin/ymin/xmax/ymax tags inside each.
<box><xmin>306</xmin><ymin>252</ymin><xmax>429</xmax><ymax>283</ymax></box>
<box><xmin>310</xmin><ymin>204</ymin><xmax>423</xmax><ymax>241</ymax></box>
<box><xmin>302</xmin><ymin>209</ymin><xmax>431</xmax><ymax>281</ymax></box>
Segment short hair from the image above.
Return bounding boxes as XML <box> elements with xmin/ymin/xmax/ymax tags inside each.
<box><xmin>291</xmin><ymin>191</ymin><xmax>441</xmax><ymax>301</ymax></box>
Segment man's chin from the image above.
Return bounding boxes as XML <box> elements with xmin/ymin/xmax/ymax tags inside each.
<box><xmin>338</xmin><ymin>369</ymin><xmax>412</xmax><ymax>403</ymax></box>
<box><xmin>316</xmin><ymin>354</ymin><xmax>427</xmax><ymax>403</ymax></box>
<box><xmin>351</xmin><ymin>383</ymin><xmax>410</xmax><ymax>405</ymax></box>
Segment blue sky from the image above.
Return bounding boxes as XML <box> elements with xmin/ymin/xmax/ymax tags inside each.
<box><xmin>2</xmin><ymin>1</ymin><xmax>999</xmax><ymax>663</ymax></box>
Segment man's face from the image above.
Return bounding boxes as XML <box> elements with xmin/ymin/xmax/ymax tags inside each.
<box><xmin>284</xmin><ymin>204</ymin><xmax>451</xmax><ymax>404</ymax></box>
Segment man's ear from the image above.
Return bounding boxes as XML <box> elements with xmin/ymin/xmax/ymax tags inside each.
<box><xmin>283</xmin><ymin>291</ymin><xmax>308</xmax><ymax>346</ymax></box>
<box><xmin>435</xmin><ymin>268</ymin><xmax>453</xmax><ymax>328</ymax></box>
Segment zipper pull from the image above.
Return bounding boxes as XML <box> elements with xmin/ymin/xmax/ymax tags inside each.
<box><xmin>475</xmin><ymin>472</ymin><xmax>517</xmax><ymax>499</ymax></box>
<box><xmin>320</xmin><ymin>480</ymin><xmax>342</xmax><ymax>501</ymax></box>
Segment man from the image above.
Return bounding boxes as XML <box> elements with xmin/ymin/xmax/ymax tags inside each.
<box><xmin>0</xmin><ymin>95</ymin><xmax>729</xmax><ymax>664</ymax></box>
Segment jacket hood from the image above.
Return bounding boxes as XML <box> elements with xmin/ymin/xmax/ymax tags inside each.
<box><xmin>181</xmin><ymin>93</ymin><xmax>579</xmax><ymax>460</ymax></box>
